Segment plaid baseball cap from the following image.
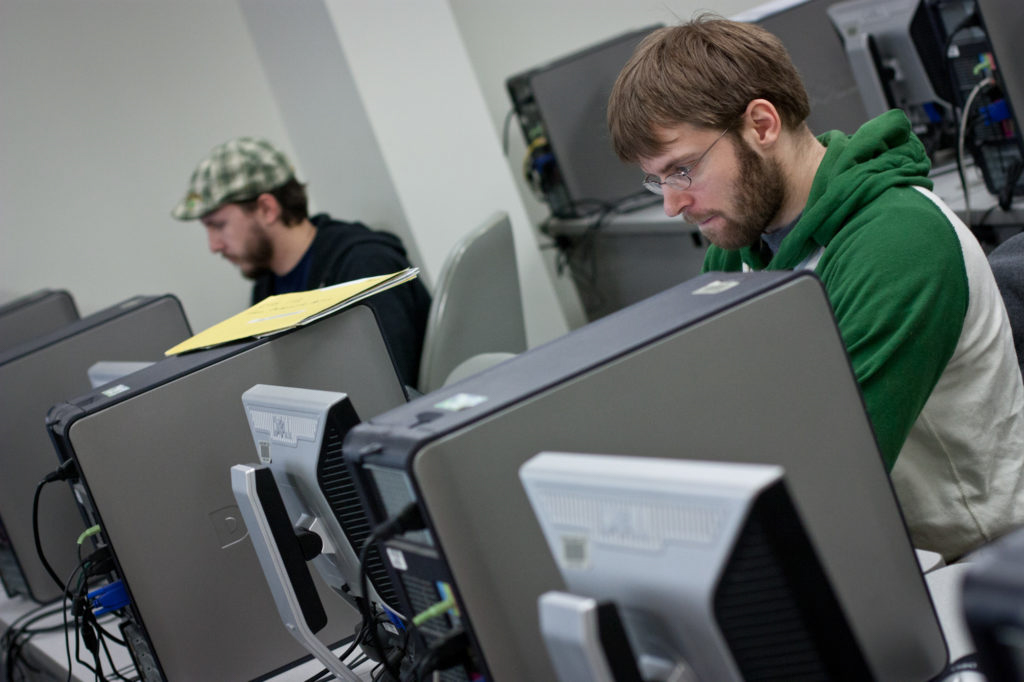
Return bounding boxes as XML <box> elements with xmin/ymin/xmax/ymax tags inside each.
<box><xmin>171</xmin><ymin>137</ymin><xmax>296</xmax><ymax>220</ymax></box>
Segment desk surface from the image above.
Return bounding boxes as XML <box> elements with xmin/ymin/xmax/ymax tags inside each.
<box><xmin>0</xmin><ymin>590</ymin><xmax>377</xmax><ymax>681</ymax></box>
<box><xmin>5</xmin><ymin>563</ymin><xmax>976</xmax><ymax>681</ymax></box>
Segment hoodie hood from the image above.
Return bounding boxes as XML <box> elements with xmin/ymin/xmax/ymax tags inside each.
<box><xmin>310</xmin><ymin>213</ymin><xmax>410</xmax><ymax>258</ymax></box>
<box><xmin>716</xmin><ymin>109</ymin><xmax>934</xmax><ymax>271</ymax></box>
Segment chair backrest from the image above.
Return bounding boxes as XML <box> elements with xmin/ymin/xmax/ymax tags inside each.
<box><xmin>988</xmin><ymin>233</ymin><xmax>1024</xmax><ymax>378</ymax></box>
<box><xmin>417</xmin><ymin>212</ymin><xmax>528</xmax><ymax>392</ymax></box>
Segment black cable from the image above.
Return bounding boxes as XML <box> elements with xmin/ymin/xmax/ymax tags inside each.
<box><xmin>399</xmin><ymin>628</ymin><xmax>468</xmax><ymax>682</ymax></box>
<box><xmin>301</xmin><ymin>622</ymin><xmax>370</xmax><ymax>682</ymax></box>
<box><xmin>79</xmin><ymin>611</ymin><xmax>108</xmax><ymax>682</ymax></box>
<box><xmin>357</xmin><ymin>503</ymin><xmax>423</xmax><ymax>682</ymax></box>
<box><xmin>33</xmin><ymin>481</ymin><xmax>70</xmax><ymax>597</ymax></box>
<box><xmin>32</xmin><ymin>461</ymin><xmax>79</xmax><ymax>596</ymax></box>
<box><xmin>62</xmin><ymin>562</ymin><xmax>87</xmax><ymax>682</ymax></box>
<box><xmin>95</xmin><ymin>619</ymin><xmax>133</xmax><ymax>682</ymax></box>
<box><xmin>999</xmin><ymin>159</ymin><xmax>1024</xmax><ymax>211</ymax></box>
<box><xmin>2</xmin><ymin>601</ymin><xmax>64</xmax><ymax>681</ymax></box>
<box><xmin>552</xmin><ymin>190</ymin><xmax>661</xmax><ymax>316</ymax></box>
<box><xmin>358</xmin><ymin>539</ymin><xmax>401</xmax><ymax>682</ymax></box>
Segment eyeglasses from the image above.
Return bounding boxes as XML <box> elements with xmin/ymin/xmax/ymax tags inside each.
<box><xmin>642</xmin><ymin>127</ymin><xmax>731</xmax><ymax>195</ymax></box>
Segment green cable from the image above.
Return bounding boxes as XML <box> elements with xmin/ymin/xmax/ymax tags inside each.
<box><xmin>412</xmin><ymin>595</ymin><xmax>456</xmax><ymax>627</ymax></box>
<box><xmin>77</xmin><ymin>525</ymin><xmax>101</xmax><ymax>545</ymax></box>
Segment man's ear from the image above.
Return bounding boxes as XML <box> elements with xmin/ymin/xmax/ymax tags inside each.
<box><xmin>254</xmin><ymin>192</ymin><xmax>282</xmax><ymax>225</ymax></box>
<box><xmin>742</xmin><ymin>98</ymin><xmax>782</xmax><ymax>151</ymax></box>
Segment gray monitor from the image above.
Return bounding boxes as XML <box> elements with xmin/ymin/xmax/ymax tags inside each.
<box><xmin>343</xmin><ymin>270</ymin><xmax>948</xmax><ymax>681</ymax></box>
<box><xmin>0</xmin><ymin>289</ymin><xmax>78</xmax><ymax>353</ymax></box>
<box><xmin>522</xmin><ymin>453</ymin><xmax>872</xmax><ymax>682</ymax></box>
<box><xmin>828</xmin><ymin>0</ymin><xmax>949</xmax><ymax>120</ymax></box>
<box><xmin>0</xmin><ymin>294</ymin><xmax>190</xmax><ymax>603</ymax></box>
<box><xmin>734</xmin><ymin>0</ymin><xmax>871</xmax><ymax>135</ymax></box>
<box><xmin>46</xmin><ymin>303</ymin><xmax>408</xmax><ymax>682</ymax></box>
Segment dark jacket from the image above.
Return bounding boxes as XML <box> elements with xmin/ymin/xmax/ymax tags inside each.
<box><xmin>253</xmin><ymin>214</ymin><xmax>432</xmax><ymax>389</ymax></box>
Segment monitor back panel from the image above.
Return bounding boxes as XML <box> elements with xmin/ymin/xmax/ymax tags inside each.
<box><xmin>56</xmin><ymin>305</ymin><xmax>406</xmax><ymax>682</ymax></box>
<box><xmin>347</xmin><ymin>272</ymin><xmax>947</xmax><ymax>681</ymax></box>
<box><xmin>0</xmin><ymin>295</ymin><xmax>190</xmax><ymax>603</ymax></box>
<box><xmin>746</xmin><ymin>0</ymin><xmax>870</xmax><ymax>135</ymax></box>
<box><xmin>507</xmin><ymin>26</ymin><xmax>658</xmax><ymax>215</ymax></box>
<box><xmin>0</xmin><ymin>289</ymin><xmax>79</xmax><ymax>353</ymax></box>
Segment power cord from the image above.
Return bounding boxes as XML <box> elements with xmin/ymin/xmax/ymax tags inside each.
<box><xmin>399</xmin><ymin>628</ymin><xmax>469</xmax><ymax>682</ymax></box>
<box><xmin>2</xmin><ymin>600</ymin><xmax>65</xmax><ymax>681</ymax></box>
<box><xmin>32</xmin><ymin>459</ymin><xmax>80</xmax><ymax>597</ymax></box>
<box><xmin>60</xmin><ymin>550</ymin><xmax>133</xmax><ymax>682</ymax></box>
<box><xmin>957</xmin><ymin>76</ymin><xmax>997</xmax><ymax>229</ymax></box>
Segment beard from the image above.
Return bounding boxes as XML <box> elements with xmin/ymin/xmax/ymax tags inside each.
<box><xmin>236</xmin><ymin>223</ymin><xmax>274</xmax><ymax>280</ymax></box>
<box><xmin>699</xmin><ymin>136</ymin><xmax>786</xmax><ymax>251</ymax></box>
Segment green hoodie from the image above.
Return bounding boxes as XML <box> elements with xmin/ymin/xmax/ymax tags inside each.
<box><xmin>703</xmin><ymin>110</ymin><xmax>967</xmax><ymax>471</ymax></box>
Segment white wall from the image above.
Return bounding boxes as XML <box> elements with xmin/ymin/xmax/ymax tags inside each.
<box><xmin>0</xmin><ymin>0</ymin><xmax>289</xmax><ymax>333</ymax></box>
<box><xmin>237</xmin><ymin>0</ymin><xmax>426</xmax><ymax>281</ymax></box>
<box><xmin>0</xmin><ymin>0</ymin><xmax>761</xmax><ymax>338</ymax></box>
<box><xmin>319</xmin><ymin>0</ymin><xmax>571</xmax><ymax>345</ymax></box>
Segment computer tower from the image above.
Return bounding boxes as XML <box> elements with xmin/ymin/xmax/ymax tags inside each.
<box><xmin>0</xmin><ymin>294</ymin><xmax>190</xmax><ymax>604</ymax></box>
<box><xmin>922</xmin><ymin>0</ymin><xmax>1024</xmax><ymax>198</ymax></box>
<box><xmin>342</xmin><ymin>271</ymin><xmax>947</xmax><ymax>681</ymax></box>
<box><xmin>0</xmin><ymin>288</ymin><xmax>78</xmax><ymax>353</ymax></box>
<box><xmin>506</xmin><ymin>26</ymin><xmax>660</xmax><ymax>218</ymax></box>
<box><xmin>46</xmin><ymin>303</ymin><xmax>408</xmax><ymax>682</ymax></box>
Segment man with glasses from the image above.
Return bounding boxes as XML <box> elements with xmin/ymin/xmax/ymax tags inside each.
<box><xmin>608</xmin><ymin>15</ymin><xmax>1024</xmax><ymax>563</ymax></box>
<box><xmin>172</xmin><ymin>136</ymin><xmax>431</xmax><ymax>389</ymax></box>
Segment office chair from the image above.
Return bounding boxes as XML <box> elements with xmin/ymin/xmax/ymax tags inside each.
<box><xmin>988</xmin><ymin>233</ymin><xmax>1024</xmax><ymax>379</ymax></box>
<box><xmin>417</xmin><ymin>211</ymin><xmax>528</xmax><ymax>393</ymax></box>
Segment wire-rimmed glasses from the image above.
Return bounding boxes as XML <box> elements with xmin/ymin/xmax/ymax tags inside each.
<box><xmin>642</xmin><ymin>127</ymin><xmax>732</xmax><ymax>195</ymax></box>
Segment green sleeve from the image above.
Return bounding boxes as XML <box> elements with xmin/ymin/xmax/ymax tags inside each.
<box><xmin>817</xmin><ymin>192</ymin><xmax>967</xmax><ymax>470</ymax></box>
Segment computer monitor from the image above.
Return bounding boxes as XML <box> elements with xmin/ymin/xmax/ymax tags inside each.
<box><xmin>828</xmin><ymin>0</ymin><xmax>952</xmax><ymax>139</ymax></box>
<box><xmin>46</xmin><ymin>303</ymin><xmax>408</xmax><ymax>682</ymax></box>
<box><xmin>238</xmin><ymin>384</ymin><xmax>401</xmax><ymax>613</ymax></box>
<box><xmin>342</xmin><ymin>270</ymin><xmax>948</xmax><ymax>681</ymax></box>
<box><xmin>0</xmin><ymin>289</ymin><xmax>78</xmax><ymax>353</ymax></box>
<box><xmin>521</xmin><ymin>453</ymin><xmax>872</xmax><ymax>682</ymax></box>
<box><xmin>0</xmin><ymin>294</ymin><xmax>190</xmax><ymax>603</ymax></box>
<box><xmin>733</xmin><ymin>0</ymin><xmax>870</xmax><ymax>135</ymax></box>
<box><xmin>232</xmin><ymin>385</ymin><xmax>409</xmax><ymax>681</ymax></box>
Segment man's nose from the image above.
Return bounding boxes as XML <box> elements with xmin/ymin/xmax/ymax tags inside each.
<box><xmin>662</xmin><ymin>185</ymin><xmax>693</xmax><ymax>218</ymax></box>
<box><xmin>206</xmin><ymin>230</ymin><xmax>223</xmax><ymax>253</ymax></box>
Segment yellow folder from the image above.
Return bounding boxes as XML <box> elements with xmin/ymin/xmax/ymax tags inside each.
<box><xmin>165</xmin><ymin>268</ymin><xmax>419</xmax><ymax>356</ymax></box>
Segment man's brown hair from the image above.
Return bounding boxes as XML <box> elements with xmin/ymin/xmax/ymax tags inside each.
<box><xmin>235</xmin><ymin>178</ymin><xmax>309</xmax><ymax>226</ymax></box>
<box><xmin>608</xmin><ymin>15</ymin><xmax>810</xmax><ymax>163</ymax></box>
